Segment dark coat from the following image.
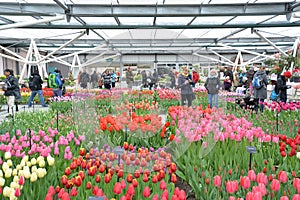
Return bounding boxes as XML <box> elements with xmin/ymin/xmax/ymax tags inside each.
<box><xmin>30</xmin><ymin>73</ymin><xmax>43</xmax><ymax>91</ymax></box>
<box><xmin>3</xmin><ymin>75</ymin><xmax>19</xmax><ymax>97</ymax></box>
<box><xmin>178</xmin><ymin>73</ymin><xmax>194</xmax><ymax>95</ymax></box>
<box><xmin>205</xmin><ymin>77</ymin><xmax>221</xmax><ymax>94</ymax></box>
<box><xmin>275</xmin><ymin>75</ymin><xmax>288</xmax><ymax>101</ymax></box>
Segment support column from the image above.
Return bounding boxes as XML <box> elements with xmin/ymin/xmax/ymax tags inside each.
<box><xmin>119</xmin><ymin>54</ymin><xmax>123</xmax><ymax>88</ymax></box>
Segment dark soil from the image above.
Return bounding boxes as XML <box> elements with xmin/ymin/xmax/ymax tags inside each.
<box><xmin>175</xmin><ymin>175</ymin><xmax>196</xmax><ymax>200</ymax></box>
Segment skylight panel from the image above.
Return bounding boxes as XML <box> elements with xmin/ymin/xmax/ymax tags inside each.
<box><xmin>80</xmin><ymin>17</ymin><xmax>117</xmax><ymax>25</ymax></box>
<box><xmin>118</xmin><ymin>0</ymin><xmax>157</xmax><ymax>4</ymax></box>
<box><xmin>156</xmin><ymin>17</ymin><xmax>194</xmax><ymax>25</ymax></box>
<box><xmin>226</xmin><ymin>15</ymin><xmax>276</xmax><ymax>24</ymax></box>
<box><xmin>191</xmin><ymin>16</ymin><xmax>233</xmax><ymax>25</ymax></box>
<box><xmin>118</xmin><ymin>17</ymin><xmax>153</xmax><ymax>25</ymax></box>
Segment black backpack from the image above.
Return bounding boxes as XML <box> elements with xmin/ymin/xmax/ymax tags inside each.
<box><xmin>28</xmin><ymin>75</ymin><xmax>39</xmax><ymax>90</ymax></box>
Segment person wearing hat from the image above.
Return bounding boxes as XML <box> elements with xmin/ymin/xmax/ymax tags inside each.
<box><xmin>178</xmin><ymin>66</ymin><xmax>195</xmax><ymax>107</ymax></box>
<box><xmin>275</xmin><ymin>71</ymin><xmax>292</xmax><ymax>103</ymax></box>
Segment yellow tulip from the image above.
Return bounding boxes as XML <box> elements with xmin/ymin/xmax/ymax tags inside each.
<box><xmin>20</xmin><ymin>160</ymin><xmax>26</xmax><ymax>167</ymax></box>
<box><xmin>4</xmin><ymin>152</ymin><xmax>11</xmax><ymax>160</ymax></box>
<box><xmin>7</xmin><ymin>160</ymin><xmax>12</xmax><ymax>167</ymax></box>
<box><xmin>2</xmin><ymin>162</ymin><xmax>9</xmax><ymax>172</ymax></box>
<box><xmin>0</xmin><ymin>169</ymin><xmax>3</xmax><ymax>177</ymax></box>
<box><xmin>13</xmin><ymin>176</ymin><xmax>19</xmax><ymax>183</ymax></box>
<box><xmin>30</xmin><ymin>158</ymin><xmax>37</xmax><ymax>165</ymax></box>
<box><xmin>23</xmin><ymin>156</ymin><xmax>29</xmax><ymax>162</ymax></box>
<box><xmin>3</xmin><ymin>186</ymin><xmax>12</xmax><ymax>197</ymax></box>
<box><xmin>47</xmin><ymin>156</ymin><xmax>55</xmax><ymax>166</ymax></box>
<box><xmin>26</xmin><ymin>161</ymin><xmax>32</xmax><ymax>167</ymax></box>
<box><xmin>31</xmin><ymin>166</ymin><xmax>37</xmax><ymax>173</ymax></box>
<box><xmin>10</xmin><ymin>182</ymin><xmax>19</xmax><ymax>189</ymax></box>
<box><xmin>39</xmin><ymin>160</ymin><xmax>45</xmax><ymax>168</ymax></box>
<box><xmin>23</xmin><ymin>170</ymin><xmax>30</xmax><ymax>179</ymax></box>
<box><xmin>18</xmin><ymin>170</ymin><xmax>24</xmax><ymax>177</ymax></box>
<box><xmin>37</xmin><ymin>156</ymin><xmax>44</xmax><ymax>164</ymax></box>
<box><xmin>30</xmin><ymin>172</ymin><xmax>37</xmax><ymax>182</ymax></box>
<box><xmin>0</xmin><ymin>177</ymin><xmax>5</xmax><ymax>186</ymax></box>
<box><xmin>16</xmin><ymin>165</ymin><xmax>22</xmax><ymax>171</ymax></box>
<box><xmin>5</xmin><ymin>169</ymin><xmax>12</xmax><ymax>178</ymax></box>
<box><xmin>12</xmin><ymin>169</ymin><xmax>17</xmax><ymax>176</ymax></box>
<box><xmin>36</xmin><ymin>168</ymin><xmax>45</xmax><ymax>178</ymax></box>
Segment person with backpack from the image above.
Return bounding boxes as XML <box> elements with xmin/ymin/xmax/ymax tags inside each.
<box><xmin>205</xmin><ymin>69</ymin><xmax>221</xmax><ymax>108</ymax></box>
<box><xmin>28</xmin><ymin>70</ymin><xmax>47</xmax><ymax>107</ymax></box>
<box><xmin>48</xmin><ymin>69</ymin><xmax>64</xmax><ymax>97</ymax></box>
<box><xmin>2</xmin><ymin>69</ymin><xmax>20</xmax><ymax>114</ymax></box>
<box><xmin>252</xmin><ymin>66</ymin><xmax>268</xmax><ymax>113</ymax></box>
<box><xmin>274</xmin><ymin>71</ymin><xmax>292</xmax><ymax>103</ymax></box>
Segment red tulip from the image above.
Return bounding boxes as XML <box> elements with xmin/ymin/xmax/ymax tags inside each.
<box><xmin>248</xmin><ymin>170</ymin><xmax>256</xmax><ymax>181</ymax></box>
<box><xmin>278</xmin><ymin>171</ymin><xmax>288</xmax><ymax>183</ymax></box>
<box><xmin>256</xmin><ymin>173</ymin><xmax>268</xmax><ymax>185</ymax></box>
<box><xmin>240</xmin><ymin>176</ymin><xmax>250</xmax><ymax>189</ymax></box>
<box><xmin>61</xmin><ymin>192</ymin><xmax>70</xmax><ymax>200</ymax></box>
<box><xmin>134</xmin><ymin>170</ymin><xmax>140</xmax><ymax>178</ymax></box>
<box><xmin>120</xmin><ymin>179</ymin><xmax>126</xmax><ymax>189</ymax></box>
<box><xmin>293</xmin><ymin>194</ymin><xmax>300</xmax><ymax>200</ymax></box>
<box><xmin>74</xmin><ymin>176</ymin><xmax>82</xmax><ymax>187</ymax></box>
<box><xmin>171</xmin><ymin>173</ymin><xmax>177</xmax><ymax>183</ymax></box>
<box><xmin>113</xmin><ymin>182</ymin><xmax>122</xmax><ymax>195</ymax></box>
<box><xmin>64</xmin><ymin>167</ymin><xmax>71</xmax><ymax>176</ymax></box>
<box><xmin>280</xmin><ymin>151</ymin><xmax>286</xmax><ymax>157</ymax></box>
<box><xmin>152</xmin><ymin>194</ymin><xmax>159</xmax><ymax>200</ymax></box>
<box><xmin>14</xmin><ymin>188</ymin><xmax>21</xmax><ymax>197</ymax></box>
<box><xmin>127</xmin><ymin>174</ymin><xmax>133</xmax><ymax>183</ymax></box>
<box><xmin>45</xmin><ymin>193</ymin><xmax>53</xmax><ymax>200</ymax></box>
<box><xmin>104</xmin><ymin>173</ymin><xmax>111</xmax><ymax>183</ymax></box>
<box><xmin>205</xmin><ymin>178</ymin><xmax>210</xmax><ymax>185</ymax></box>
<box><xmin>152</xmin><ymin>175</ymin><xmax>158</xmax><ymax>183</ymax></box>
<box><xmin>127</xmin><ymin>184</ymin><xmax>135</xmax><ymax>196</ymax></box>
<box><xmin>162</xmin><ymin>189</ymin><xmax>169</xmax><ymax>199</ymax></box>
<box><xmin>160</xmin><ymin>180</ymin><xmax>167</xmax><ymax>190</ymax></box>
<box><xmin>170</xmin><ymin>163</ymin><xmax>177</xmax><ymax>173</ymax></box>
<box><xmin>95</xmin><ymin>175</ymin><xmax>101</xmax><ymax>183</ymax></box>
<box><xmin>132</xmin><ymin>179</ymin><xmax>138</xmax><ymax>187</ymax></box>
<box><xmin>79</xmin><ymin>148</ymin><xmax>85</xmax><ymax>156</ymax></box>
<box><xmin>228</xmin><ymin>169</ymin><xmax>233</xmax><ymax>175</ymax></box>
<box><xmin>225</xmin><ymin>180</ymin><xmax>238</xmax><ymax>194</ymax></box>
<box><xmin>99</xmin><ymin>164</ymin><xmax>106</xmax><ymax>173</ymax></box>
<box><xmin>47</xmin><ymin>186</ymin><xmax>55</xmax><ymax>196</ymax></box>
<box><xmin>213</xmin><ymin>175</ymin><xmax>221</xmax><ymax>187</ymax></box>
<box><xmin>270</xmin><ymin>179</ymin><xmax>280</xmax><ymax>191</ymax></box>
<box><xmin>78</xmin><ymin>171</ymin><xmax>85</xmax><ymax>180</ymax></box>
<box><xmin>246</xmin><ymin>191</ymin><xmax>262</xmax><ymax>200</ymax></box>
<box><xmin>86</xmin><ymin>182</ymin><xmax>92</xmax><ymax>189</ymax></box>
<box><xmin>61</xmin><ymin>175</ymin><xmax>68</xmax><ymax>186</ymax></box>
<box><xmin>123</xmin><ymin>142</ymin><xmax>129</xmax><ymax>150</ymax></box>
<box><xmin>18</xmin><ymin>176</ymin><xmax>25</xmax><ymax>185</ymax></box>
<box><xmin>143</xmin><ymin>186</ymin><xmax>151</xmax><ymax>198</ymax></box>
<box><xmin>280</xmin><ymin>196</ymin><xmax>289</xmax><ymax>200</ymax></box>
<box><xmin>70</xmin><ymin>187</ymin><xmax>78</xmax><ymax>196</ymax></box>
<box><xmin>143</xmin><ymin>174</ymin><xmax>149</xmax><ymax>182</ymax></box>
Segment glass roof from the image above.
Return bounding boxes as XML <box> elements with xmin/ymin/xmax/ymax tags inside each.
<box><xmin>0</xmin><ymin>0</ymin><xmax>297</xmax><ymax>55</ymax></box>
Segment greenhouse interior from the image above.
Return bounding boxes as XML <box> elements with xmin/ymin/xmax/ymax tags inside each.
<box><xmin>0</xmin><ymin>0</ymin><xmax>299</xmax><ymax>199</ymax></box>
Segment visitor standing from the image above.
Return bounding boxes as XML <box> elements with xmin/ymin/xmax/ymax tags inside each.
<box><xmin>126</xmin><ymin>67</ymin><xmax>134</xmax><ymax>89</ymax></box>
<box><xmin>224</xmin><ymin>66</ymin><xmax>233</xmax><ymax>91</ymax></box>
<box><xmin>48</xmin><ymin>69</ymin><xmax>64</xmax><ymax>97</ymax></box>
<box><xmin>68</xmin><ymin>70</ymin><xmax>74</xmax><ymax>81</ymax></box>
<box><xmin>2</xmin><ymin>69</ymin><xmax>20</xmax><ymax>114</ymax></box>
<box><xmin>102</xmin><ymin>69</ymin><xmax>112</xmax><ymax>89</ymax></box>
<box><xmin>111</xmin><ymin>70</ymin><xmax>117</xmax><ymax>88</ymax></box>
<box><xmin>204</xmin><ymin>69</ymin><xmax>221</xmax><ymax>108</ymax></box>
<box><xmin>275</xmin><ymin>71</ymin><xmax>292</xmax><ymax>103</ymax></box>
<box><xmin>253</xmin><ymin>66</ymin><xmax>268</xmax><ymax>113</ymax></box>
<box><xmin>141</xmin><ymin>70</ymin><xmax>148</xmax><ymax>88</ymax></box>
<box><xmin>28</xmin><ymin>70</ymin><xmax>47</xmax><ymax>107</ymax></box>
<box><xmin>91</xmin><ymin>70</ymin><xmax>99</xmax><ymax>88</ymax></box>
<box><xmin>169</xmin><ymin>68</ymin><xmax>176</xmax><ymax>89</ymax></box>
<box><xmin>192</xmin><ymin>70</ymin><xmax>199</xmax><ymax>88</ymax></box>
<box><xmin>178</xmin><ymin>66</ymin><xmax>195</xmax><ymax>107</ymax></box>
<box><xmin>79</xmin><ymin>69</ymin><xmax>90</xmax><ymax>89</ymax></box>
<box><xmin>149</xmin><ymin>69</ymin><xmax>158</xmax><ymax>90</ymax></box>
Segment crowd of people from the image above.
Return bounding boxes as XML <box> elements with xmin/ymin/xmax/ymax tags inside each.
<box><xmin>0</xmin><ymin>65</ymin><xmax>295</xmax><ymax>115</ymax></box>
<box><xmin>77</xmin><ymin>68</ymin><xmax>119</xmax><ymax>90</ymax></box>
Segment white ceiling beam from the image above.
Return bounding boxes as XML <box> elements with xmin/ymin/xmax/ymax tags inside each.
<box><xmin>193</xmin><ymin>52</ymin><xmax>234</xmax><ymax>66</ymax></box>
<box><xmin>253</xmin><ymin>29</ymin><xmax>288</xmax><ymax>57</ymax></box>
<box><xmin>38</xmin><ymin>31</ymin><xmax>86</xmax><ymax>63</ymax></box>
<box><xmin>0</xmin><ymin>14</ymin><xmax>64</xmax><ymax>30</ymax></box>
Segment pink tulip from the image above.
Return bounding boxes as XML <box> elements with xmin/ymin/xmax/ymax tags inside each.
<box><xmin>270</xmin><ymin>179</ymin><xmax>280</xmax><ymax>191</ymax></box>
<box><xmin>213</xmin><ymin>175</ymin><xmax>221</xmax><ymax>187</ymax></box>
<box><xmin>278</xmin><ymin>171</ymin><xmax>288</xmax><ymax>183</ymax></box>
<box><xmin>248</xmin><ymin>170</ymin><xmax>256</xmax><ymax>181</ymax></box>
<box><xmin>280</xmin><ymin>196</ymin><xmax>289</xmax><ymax>200</ymax></box>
